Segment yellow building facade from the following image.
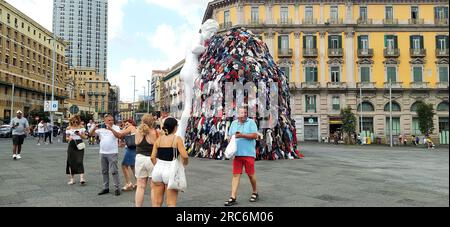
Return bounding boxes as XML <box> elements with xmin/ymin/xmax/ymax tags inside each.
<box><xmin>0</xmin><ymin>0</ymin><xmax>67</xmax><ymax>123</ymax></box>
<box><xmin>66</xmin><ymin>68</ymin><xmax>110</xmax><ymax>120</ymax></box>
<box><xmin>203</xmin><ymin>0</ymin><xmax>449</xmax><ymax>144</ymax></box>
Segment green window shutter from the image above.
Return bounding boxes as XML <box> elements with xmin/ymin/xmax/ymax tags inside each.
<box><xmin>434</xmin><ymin>7</ymin><xmax>438</xmax><ymax>19</ymax></box>
<box><xmin>384</xmin><ymin>35</ymin><xmax>388</xmax><ymax>48</ymax></box>
<box><xmin>410</xmin><ymin>36</ymin><xmax>414</xmax><ymax>49</ymax></box>
<box><xmin>303</xmin><ymin>36</ymin><xmax>306</xmax><ymax>48</ymax></box>
<box><xmin>328</xmin><ymin>36</ymin><xmax>332</xmax><ymax>48</ymax></box>
<box><xmin>394</xmin><ymin>36</ymin><xmax>398</xmax><ymax>48</ymax></box>
<box><xmin>338</xmin><ymin>36</ymin><xmax>342</xmax><ymax>48</ymax></box>
<box><xmin>414</xmin><ymin>67</ymin><xmax>423</xmax><ymax>82</ymax></box>
<box><xmin>445</xmin><ymin>7</ymin><xmax>449</xmax><ymax>18</ymax></box>
<box><xmin>436</xmin><ymin>35</ymin><xmax>440</xmax><ymax>49</ymax></box>
<box><xmin>446</xmin><ymin>36</ymin><xmax>449</xmax><ymax>49</ymax></box>
<box><xmin>420</xmin><ymin>36</ymin><xmax>424</xmax><ymax>49</ymax></box>
<box><xmin>313</xmin><ymin>36</ymin><xmax>317</xmax><ymax>48</ymax></box>
<box><xmin>358</xmin><ymin>36</ymin><xmax>362</xmax><ymax>49</ymax></box>
<box><xmin>440</xmin><ymin>67</ymin><xmax>449</xmax><ymax>82</ymax></box>
<box><xmin>278</xmin><ymin>35</ymin><xmax>282</xmax><ymax>49</ymax></box>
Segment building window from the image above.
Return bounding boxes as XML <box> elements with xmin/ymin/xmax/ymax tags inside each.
<box><xmin>358</xmin><ymin>35</ymin><xmax>369</xmax><ymax>50</ymax></box>
<box><xmin>305</xmin><ymin>6</ymin><xmax>313</xmax><ymax>21</ymax></box>
<box><xmin>306</xmin><ymin>95</ymin><xmax>317</xmax><ymax>113</ymax></box>
<box><xmin>360</xmin><ymin>66</ymin><xmax>371</xmax><ymax>82</ymax></box>
<box><xmin>224</xmin><ymin>10</ymin><xmax>230</xmax><ymax>24</ymax></box>
<box><xmin>437</xmin><ymin>102</ymin><xmax>449</xmax><ymax>112</ymax></box>
<box><xmin>385</xmin><ymin>6</ymin><xmax>394</xmax><ymax>20</ymax></box>
<box><xmin>385</xmin><ymin>35</ymin><xmax>398</xmax><ymax>50</ymax></box>
<box><xmin>387</xmin><ymin>66</ymin><xmax>397</xmax><ymax>83</ymax></box>
<box><xmin>330</xmin><ymin>66</ymin><xmax>340</xmax><ymax>82</ymax></box>
<box><xmin>436</xmin><ymin>35</ymin><xmax>449</xmax><ymax>50</ymax></box>
<box><xmin>386</xmin><ymin>117</ymin><xmax>401</xmax><ymax>136</ymax></box>
<box><xmin>303</xmin><ymin>35</ymin><xmax>317</xmax><ymax>49</ymax></box>
<box><xmin>251</xmin><ymin>7</ymin><xmax>259</xmax><ymax>23</ymax></box>
<box><xmin>359</xmin><ymin>6</ymin><xmax>368</xmax><ymax>20</ymax></box>
<box><xmin>384</xmin><ymin>102</ymin><xmax>402</xmax><ymax>112</ymax></box>
<box><xmin>434</xmin><ymin>6</ymin><xmax>449</xmax><ymax>20</ymax></box>
<box><xmin>413</xmin><ymin>66</ymin><xmax>423</xmax><ymax>82</ymax></box>
<box><xmin>362</xmin><ymin>117</ymin><xmax>374</xmax><ymax>133</ymax></box>
<box><xmin>439</xmin><ymin>118</ymin><xmax>449</xmax><ymax>133</ymax></box>
<box><xmin>332</xmin><ymin>96</ymin><xmax>340</xmax><ymax>111</ymax></box>
<box><xmin>411</xmin><ymin>101</ymin><xmax>422</xmax><ymax>112</ymax></box>
<box><xmin>358</xmin><ymin>102</ymin><xmax>375</xmax><ymax>112</ymax></box>
<box><xmin>439</xmin><ymin>66</ymin><xmax>449</xmax><ymax>82</ymax></box>
<box><xmin>410</xmin><ymin>35</ymin><xmax>424</xmax><ymax>50</ymax></box>
<box><xmin>411</xmin><ymin>6</ymin><xmax>419</xmax><ymax>20</ymax></box>
<box><xmin>412</xmin><ymin>118</ymin><xmax>422</xmax><ymax>135</ymax></box>
<box><xmin>278</xmin><ymin>35</ymin><xmax>290</xmax><ymax>52</ymax></box>
<box><xmin>328</xmin><ymin>35</ymin><xmax>342</xmax><ymax>49</ymax></box>
<box><xmin>280</xmin><ymin>7</ymin><xmax>289</xmax><ymax>24</ymax></box>
<box><xmin>330</xmin><ymin>6</ymin><xmax>338</xmax><ymax>21</ymax></box>
<box><xmin>305</xmin><ymin>67</ymin><xmax>318</xmax><ymax>82</ymax></box>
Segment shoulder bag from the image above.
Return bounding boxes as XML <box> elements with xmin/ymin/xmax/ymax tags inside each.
<box><xmin>167</xmin><ymin>136</ymin><xmax>187</xmax><ymax>191</ymax></box>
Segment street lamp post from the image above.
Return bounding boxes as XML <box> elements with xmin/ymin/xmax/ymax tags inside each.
<box><xmin>360</xmin><ymin>83</ymin><xmax>363</xmax><ymax>145</ymax></box>
<box><xmin>10</xmin><ymin>83</ymin><xmax>15</xmax><ymax>120</ymax></box>
<box><xmin>131</xmin><ymin>75</ymin><xmax>136</xmax><ymax>121</ymax></box>
<box><xmin>389</xmin><ymin>78</ymin><xmax>393</xmax><ymax>147</ymax></box>
<box><xmin>143</xmin><ymin>86</ymin><xmax>146</xmax><ymax>112</ymax></box>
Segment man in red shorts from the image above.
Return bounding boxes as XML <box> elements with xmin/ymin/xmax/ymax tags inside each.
<box><xmin>224</xmin><ymin>106</ymin><xmax>259</xmax><ymax>206</ymax></box>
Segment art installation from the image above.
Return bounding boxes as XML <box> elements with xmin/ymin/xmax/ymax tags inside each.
<box><xmin>178</xmin><ymin>20</ymin><xmax>302</xmax><ymax>160</ymax></box>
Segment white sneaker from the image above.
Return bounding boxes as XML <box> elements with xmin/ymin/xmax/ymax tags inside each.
<box><xmin>37</xmin><ymin>143</ymin><xmax>41</xmax><ymax>146</ymax></box>
<box><xmin>16</xmin><ymin>154</ymin><xmax>22</xmax><ymax>160</ymax></box>
<box><xmin>13</xmin><ymin>154</ymin><xmax>17</xmax><ymax>160</ymax></box>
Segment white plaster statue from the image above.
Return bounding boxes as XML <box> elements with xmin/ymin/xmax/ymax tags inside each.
<box><xmin>176</xmin><ymin>19</ymin><xmax>219</xmax><ymax>139</ymax></box>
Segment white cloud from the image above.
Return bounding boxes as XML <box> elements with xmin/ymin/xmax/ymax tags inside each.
<box><xmin>145</xmin><ymin>0</ymin><xmax>210</xmax><ymax>27</ymax></box>
<box><xmin>5</xmin><ymin>0</ymin><xmax>53</xmax><ymax>31</ymax></box>
<box><xmin>108</xmin><ymin>0</ymin><xmax>129</xmax><ymax>41</ymax></box>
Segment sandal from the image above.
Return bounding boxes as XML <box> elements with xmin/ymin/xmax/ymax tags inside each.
<box><xmin>249</xmin><ymin>192</ymin><xmax>259</xmax><ymax>202</ymax></box>
<box><xmin>121</xmin><ymin>183</ymin><xmax>134</xmax><ymax>191</ymax></box>
<box><xmin>224</xmin><ymin>197</ymin><xmax>237</xmax><ymax>206</ymax></box>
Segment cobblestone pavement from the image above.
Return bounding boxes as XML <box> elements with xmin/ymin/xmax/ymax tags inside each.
<box><xmin>0</xmin><ymin>137</ymin><xmax>448</xmax><ymax>207</ymax></box>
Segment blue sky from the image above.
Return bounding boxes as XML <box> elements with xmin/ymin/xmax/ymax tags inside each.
<box><xmin>7</xmin><ymin>0</ymin><xmax>211</xmax><ymax>101</ymax></box>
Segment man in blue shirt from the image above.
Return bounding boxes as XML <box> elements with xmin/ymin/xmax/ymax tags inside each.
<box><xmin>225</xmin><ymin>106</ymin><xmax>259</xmax><ymax>206</ymax></box>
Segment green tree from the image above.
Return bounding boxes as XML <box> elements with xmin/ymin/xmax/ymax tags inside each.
<box><xmin>137</xmin><ymin>101</ymin><xmax>155</xmax><ymax>113</ymax></box>
<box><xmin>79</xmin><ymin>112</ymin><xmax>94</xmax><ymax>124</ymax></box>
<box><xmin>29</xmin><ymin>108</ymin><xmax>50</xmax><ymax>125</ymax></box>
<box><xmin>341</xmin><ymin>106</ymin><xmax>357</xmax><ymax>144</ymax></box>
<box><xmin>416</xmin><ymin>102</ymin><xmax>435</xmax><ymax>136</ymax></box>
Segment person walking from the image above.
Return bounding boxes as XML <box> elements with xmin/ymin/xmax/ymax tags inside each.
<box><xmin>108</xmin><ymin>119</ymin><xmax>139</xmax><ymax>192</ymax></box>
<box><xmin>133</xmin><ymin>114</ymin><xmax>159</xmax><ymax>207</ymax></box>
<box><xmin>10</xmin><ymin>110</ymin><xmax>30</xmax><ymax>160</ymax></box>
<box><xmin>37</xmin><ymin>120</ymin><xmax>45</xmax><ymax>145</ymax></box>
<box><xmin>90</xmin><ymin>115</ymin><xmax>122</xmax><ymax>196</ymax></box>
<box><xmin>224</xmin><ymin>106</ymin><xmax>259</xmax><ymax>206</ymax></box>
<box><xmin>65</xmin><ymin>115</ymin><xmax>87</xmax><ymax>185</ymax></box>
<box><xmin>44</xmin><ymin>120</ymin><xmax>53</xmax><ymax>144</ymax></box>
<box><xmin>151</xmin><ymin>117</ymin><xmax>188</xmax><ymax>207</ymax></box>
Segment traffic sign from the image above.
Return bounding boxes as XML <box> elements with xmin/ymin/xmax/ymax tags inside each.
<box><xmin>69</xmin><ymin>105</ymin><xmax>80</xmax><ymax>114</ymax></box>
<box><xmin>44</xmin><ymin>101</ymin><xmax>59</xmax><ymax>112</ymax></box>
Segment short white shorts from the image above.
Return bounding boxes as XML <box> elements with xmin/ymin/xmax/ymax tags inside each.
<box><xmin>135</xmin><ymin>154</ymin><xmax>154</xmax><ymax>179</ymax></box>
<box><xmin>151</xmin><ymin>159</ymin><xmax>172</xmax><ymax>185</ymax></box>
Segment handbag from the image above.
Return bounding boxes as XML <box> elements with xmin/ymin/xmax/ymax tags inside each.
<box><xmin>224</xmin><ymin>135</ymin><xmax>237</xmax><ymax>159</ymax></box>
<box><xmin>124</xmin><ymin>134</ymin><xmax>136</xmax><ymax>149</ymax></box>
<box><xmin>75</xmin><ymin>139</ymin><xmax>85</xmax><ymax>150</ymax></box>
<box><xmin>167</xmin><ymin>136</ymin><xmax>187</xmax><ymax>191</ymax></box>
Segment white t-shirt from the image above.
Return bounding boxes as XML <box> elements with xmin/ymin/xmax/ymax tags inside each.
<box><xmin>96</xmin><ymin>125</ymin><xmax>121</xmax><ymax>154</ymax></box>
<box><xmin>38</xmin><ymin>123</ymin><xmax>46</xmax><ymax>133</ymax></box>
<box><xmin>66</xmin><ymin>128</ymin><xmax>86</xmax><ymax>140</ymax></box>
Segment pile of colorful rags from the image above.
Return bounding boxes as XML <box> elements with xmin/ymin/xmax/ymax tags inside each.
<box><xmin>184</xmin><ymin>27</ymin><xmax>303</xmax><ymax>160</ymax></box>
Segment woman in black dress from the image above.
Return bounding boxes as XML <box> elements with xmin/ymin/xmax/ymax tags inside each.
<box><xmin>66</xmin><ymin>115</ymin><xmax>88</xmax><ymax>185</ymax></box>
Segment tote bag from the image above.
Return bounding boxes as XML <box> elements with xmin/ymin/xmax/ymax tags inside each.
<box><xmin>167</xmin><ymin>136</ymin><xmax>187</xmax><ymax>191</ymax></box>
<box><xmin>224</xmin><ymin>135</ymin><xmax>237</xmax><ymax>159</ymax></box>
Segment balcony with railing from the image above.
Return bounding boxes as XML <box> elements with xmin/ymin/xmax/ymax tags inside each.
<box><xmin>248</xmin><ymin>20</ymin><xmax>263</xmax><ymax>26</ymax></box>
<box><xmin>436</xmin><ymin>49</ymin><xmax>449</xmax><ymax>57</ymax></box>
<box><xmin>301</xmin><ymin>82</ymin><xmax>321</xmax><ymax>89</ymax></box>
<box><xmin>383</xmin><ymin>18</ymin><xmax>398</xmax><ymax>25</ymax></box>
<box><xmin>327</xmin><ymin>82</ymin><xmax>347</xmax><ymax>89</ymax></box>
<box><xmin>435</xmin><ymin>18</ymin><xmax>449</xmax><ymax>25</ymax></box>
<box><xmin>327</xmin><ymin>18</ymin><xmax>343</xmax><ymax>25</ymax></box>
<box><xmin>219</xmin><ymin>22</ymin><xmax>233</xmax><ymax>30</ymax></box>
<box><xmin>410</xmin><ymin>82</ymin><xmax>429</xmax><ymax>89</ymax></box>
<box><xmin>436</xmin><ymin>82</ymin><xmax>449</xmax><ymax>89</ymax></box>
<box><xmin>278</xmin><ymin>48</ymin><xmax>293</xmax><ymax>58</ymax></box>
<box><xmin>328</xmin><ymin>48</ymin><xmax>343</xmax><ymax>57</ymax></box>
<box><xmin>357</xmin><ymin>48</ymin><xmax>374</xmax><ymax>58</ymax></box>
<box><xmin>302</xmin><ymin>18</ymin><xmax>317</xmax><ymax>25</ymax></box>
<box><xmin>384</xmin><ymin>82</ymin><xmax>403</xmax><ymax>89</ymax></box>
<box><xmin>303</xmin><ymin>48</ymin><xmax>318</xmax><ymax>57</ymax></box>
<box><xmin>384</xmin><ymin>48</ymin><xmax>400</xmax><ymax>58</ymax></box>
<box><xmin>357</xmin><ymin>18</ymin><xmax>373</xmax><ymax>25</ymax></box>
<box><xmin>87</xmin><ymin>92</ymin><xmax>94</xmax><ymax>96</ymax></box>
<box><xmin>410</xmin><ymin>48</ymin><xmax>426</xmax><ymax>57</ymax></box>
<box><xmin>357</xmin><ymin>82</ymin><xmax>376</xmax><ymax>89</ymax></box>
<box><xmin>278</xmin><ymin>19</ymin><xmax>293</xmax><ymax>25</ymax></box>
<box><xmin>408</xmin><ymin>18</ymin><xmax>424</xmax><ymax>25</ymax></box>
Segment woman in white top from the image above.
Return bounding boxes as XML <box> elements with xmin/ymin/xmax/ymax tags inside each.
<box><xmin>65</xmin><ymin>115</ymin><xmax>88</xmax><ymax>185</ymax></box>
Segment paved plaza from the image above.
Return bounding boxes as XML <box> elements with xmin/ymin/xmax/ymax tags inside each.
<box><xmin>0</xmin><ymin>137</ymin><xmax>448</xmax><ymax>207</ymax></box>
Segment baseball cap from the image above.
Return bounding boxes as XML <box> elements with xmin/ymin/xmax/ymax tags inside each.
<box><xmin>16</xmin><ymin>110</ymin><xmax>23</xmax><ymax>114</ymax></box>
